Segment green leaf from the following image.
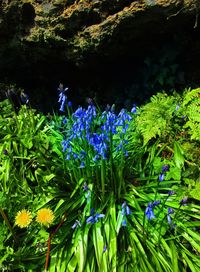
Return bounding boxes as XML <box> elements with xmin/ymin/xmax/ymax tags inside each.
<box><xmin>93</xmin><ymin>224</ymin><xmax>105</xmax><ymax>270</ymax></box>
<box><xmin>21</xmin><ymin>138</ymin><xmax>33</xmax><ymax>149</ymax></box>
<box><xmin>190</xmin><ymin>182</ymin><xmax>200</xmax><ymax>201</ymax></box>
<box><xmin>165</xmin><ymin>166</ymin><xmax>181</xmax><ymax>181</ymax></box>
<box><xmin>173</xmin><ymin>141</ymin><xmax>184</xmax><ymax>168</ymax></box>
<box><xmin>44</xmin><ymin>173</ymin><xmax>56</xmax><ymax>182</ymax></box>
<box><xmin>170</xmin><ymin>240</ymin><xmax>179</xmax><ymax>272</ymax></box>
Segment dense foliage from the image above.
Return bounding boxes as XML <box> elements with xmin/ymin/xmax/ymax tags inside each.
<box><xmin>0</xmin><ymin>88</ymin><xmax>200</xmax><ymax>271</ymax></box>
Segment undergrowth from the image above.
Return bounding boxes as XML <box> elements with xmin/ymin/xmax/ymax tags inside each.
<box><xmin>0</xmin><ymin>88</ymin><xmax>199</xmax><ymax>271</ymax></box>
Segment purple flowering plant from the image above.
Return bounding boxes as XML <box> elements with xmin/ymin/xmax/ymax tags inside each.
<box><xmin>59</xmin><ymin>95</ymin><xmax>134</xmax><ymax>199</ymax></box>
<box><xmin>47</xmin><ymin>88</ymin><xmax>200</xmax><ymax>271</ymax></box>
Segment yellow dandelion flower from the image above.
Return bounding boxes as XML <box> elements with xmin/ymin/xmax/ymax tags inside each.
<box><xmin>15</xmin><ymin>209</ymin><xmax>32</xmax><ymax>228</ymax></box>
<box><xmin>36</xmin><ymin>208</ymin><xmax>54</xmax><ymax>226</ymax></box>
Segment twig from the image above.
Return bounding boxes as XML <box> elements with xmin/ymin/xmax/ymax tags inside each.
<box><xmin>0</xmin><ymin>207</ymin><xmax>18</xmax><ymax>243</ymax></box>
<box><xmin>44</xmin><ymin>213</ymin><xmax>67</xmax><ymax>271</ymax></box>
<box><xmin>194</xmin><ymin>12</ymin><xmax>199</xmax><ymax>28</ymax></box>
<box><xmin>167</xmin><ymin>7</ymin><xmax>184</xmax><ymax>20</ymax></box>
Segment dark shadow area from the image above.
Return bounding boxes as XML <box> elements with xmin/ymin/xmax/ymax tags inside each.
<box><xmin>0</xmin><ymin>10</ymin><xmax>200</xmax><ymax>113</ymax></box>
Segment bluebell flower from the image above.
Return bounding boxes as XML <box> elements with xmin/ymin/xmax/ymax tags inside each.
<box><xmin>122</xmin><ymin>219</ymin><xmax>127</xmax><ymax>227</ymax></box>
<box><xmin>101</xmin><ymin>111</ymin><xmax>117</xmax><ymax>134</ymax></box>
<box><xmin>73</xmin><ymin>153</ymin><xmax>78</xmax><ymax>159</ymax></box>
<box><xmin>58</xmin><ymin>84</ymin><xmax>68</xmax><ymax>112</ymax></box>
<box><xmin>83</xmin><ymin>183</ymin><xmax>89</xmax><ymax>191</ymax></box>
<box><xmin>59</xmin><ymin>95</ymin><xmax>66</xmax><ymax>112</ymax></box>
<box><xmin>153</xmin><ymin>200</ymin><xmax>161</xmax><ymax>206</ymax></box>
<box><xmin>58</xmin><ymin>92</ymin><xmax>63</xmax><ymax>103</ymax></box>
<box><xmin>62</xmin><ymin>118</ymin><xmax>67</xmax><ymax>125</ymax></box>
<box><xmin>72</xmin><ymin>220</ymin><xmax>81</xmax><ymax>229</ymax></box>
<box><xmin>73</xmin><ymin>106</ymin><xmax>86</xmax><ymax>119</ymax></box>
<box><xmin>62</xmin><ymin>140</ymin><xmax>70</xmax><ymax>152</ymax></box>
<box><xmin>86</xmin><ymin>209</ymin><xmax>105</xmax><ymax>224</ymax></box>
<box><xmin>83</xmin><ymin>183</ymin><xmax>91</xmax><ymax>199</ymax></box>
<box><xmin>3</xmin><ymin>149</ymin><xmax>8</xmax><ymax>156</ymax></box>
<box><xmin>131</xmin><ymin>104</ymin><xmax>137</xmax><ymax>114</ymax></box>
<box><xmin>168</xmin><ymin>208</ymin><xmax>174</xmax><ymax>214</ymax></box>
<box><xmin>86</xmin><ymin>105</ymin><xmax>96</xmax><ymax>118</ymax></box>
<box><xmin>20</xmin><ymin>92</ymin><xmax>29</xmax><ymax>104</ymax></box>
<box><xmin>145</xmin><ymin>203</ymin><xmax>156</xmax><ymax>220</ymax></box>
<box><xmin>159</xmin><ymin>173</ymin><xmax>165</xmax><ymax>182</ymax></box>
<box><xmin>68</xmin><ymin>101</ymin><xmax>72</xmax><ymax>107</ymax></box>
<box><xmin>118</xmin><ymin>109</ymin><xmax>132</xmax><ymax>122</ymax></box>
<box><xmin>86</xmin><ymin>97</ymin><xmax>93</xmax><ymax>105</ymax></box>
<box><xmin>103</xmin><ymin>246</ymin><xmax>107</xmax><ymax>253</ymax></box>
<box><xmin>175</xmin><ymin>104</ymin><xmax>180</xmax><ymax>111</ymax></box>
<box><xmin>122</xmin><ymin>123</ymin><xmax>129</xmax><ymax>133</ymax></box>
<box><xmin>158</xmin><ymin>164</ymin><xmax>169</xmax><ymax>181</ymax></box>
<box><xmin>162</xmin><ymin>165</ymin><xmax>169</xmax><ymax>173</ymax></box>
<box><xmin>93</xmin><ymin>155</ymin><xmax>100</xmax><ymax>162</ymax></box>
<box><xmin>116</xmin><ymin>140</ymin><xmax>129</xmax><ymax>156</ymax></box>
<box><xmin>116</xmin><ymin>109</ymin><xmax>132</xmax><ymax>134</ymax></box>
<box><xmin>122</xmin><ymin>202</ymin><xmax>131</xmax><ymax>216</ymax></box>
<box><xmin>85</xmin><ymin>191</ymin><xmax>91</xmax><ymax>200</ymax></box>
<box><xmin>80</xmin><ymin>161</ymin><xmax>85</xmax><ymax>168</ymax></box>
<box><xmin>168</xmin><ymin>190</ymin><xmax>175</xmax><ymax>196</ymax></box>
<box><xmin>167</xmin><ymin>208</ymin><xmax>174</xmax><ymax>225</ymax></box>
<box><xmin>167</xmin><ymin>214</ymin><xmax>172</xmax><ymax>225</ymax></box>
<box><xmin>121</xmin><ymin>202</ymin><xmax>131</xmax><ymax>227</ymax></box>
<box><xmin>80</xmin><ymin>151</ymin><xmax>86</xmax><ymax>159</ymax></box>
<box><xmin>180</xmin><ymin>197</ymin><xmax>188</xmax><ymax>205</ymax></box>
<box><xmin>89</xmin><ymin>133</ymin><xmax>108</xmax><ymax>159</ymax></box>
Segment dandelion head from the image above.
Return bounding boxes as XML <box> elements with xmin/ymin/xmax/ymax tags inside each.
<box><xmin>15</xmin><ymin>209</ymin><xmax>32</xmax><ymax>228</ymax></box>
<box><xmin>36</xmin><ymin>208</ymin><xmax>54</xmax><ymax>226</ymax></box>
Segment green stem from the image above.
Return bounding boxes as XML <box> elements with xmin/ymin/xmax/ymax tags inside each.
<box><xmin>154</xmin><ymin>196</ymin><xmax>169</xmax><ymax>230</ymax></box>
<box><xmin>157</xmin><ymin>214</ymin><xmax>167</xmax><ymax>244</ymax></box>
<box><xmin>0</xmin><ymin>207</ymin><xmax>18</xmax><ymax>243</ymax></box>
<box><xmin>143</xmin><ymin>178</ymin><xmax>160</xmax><ymax>238</ymax></box>
<box><xmin>101</xmin><ymin>160</ymin><xmax>105</xmax><ymax>198</ymax></box>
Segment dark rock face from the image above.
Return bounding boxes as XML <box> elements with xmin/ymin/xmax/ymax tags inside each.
<box><xmin>0</xmin><ymin>0</ymin><xmax>199</xmax><ymax>109</ymax></box>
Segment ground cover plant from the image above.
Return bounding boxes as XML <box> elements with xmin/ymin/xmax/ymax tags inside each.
<box><xmin>0</xmin><ymin>88</ymin><xmax>200</xmax><ymax>271</ymax></box>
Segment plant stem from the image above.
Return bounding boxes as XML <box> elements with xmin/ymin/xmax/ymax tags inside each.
<box><xmin>44</xmin><ymin>213</ymin><xmax>67</xmax><ymax>271</ymax></box>
<box><xmin>0</xmin><ymin>207</ymin><xmax>18</xmax><ymax>243</ymax></box>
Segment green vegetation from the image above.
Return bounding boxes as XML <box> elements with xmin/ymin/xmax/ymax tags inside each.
<box><xmin>0</xmin><ymin>88</ymin><xmax>200</xmax><ymax>271</ymax></box>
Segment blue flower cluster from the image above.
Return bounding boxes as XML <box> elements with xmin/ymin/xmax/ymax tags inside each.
<box><xmin>145</xmin><ymin>201</ymin><xmax>160</xmax><ymax>220</ymax></box>
<box><xmin>61</xmin><ymin>104</ymin><xmax>133</xmax><ymax>167</ymax></box>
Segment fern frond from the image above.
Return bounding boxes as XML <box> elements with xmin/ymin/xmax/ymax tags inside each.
<box><xmin>183</xmin><ymin>88</ymin><xmax>200</xmax><ymax>141</ymax></box>
<box><xmin>136</xmin><ymin>93</ymin><xmax>177</xmax><ymax>145</ymax></box>
<box><xmin>182</xmin><ymin>88</ymin><xmax>200</xmax><ymax>106</ymax></box>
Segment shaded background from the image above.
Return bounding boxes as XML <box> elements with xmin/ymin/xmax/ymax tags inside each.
<box><xmin>0</xmin><ymin>0</ymin><xmax>199</xmax><ymax>111</ymax></box>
